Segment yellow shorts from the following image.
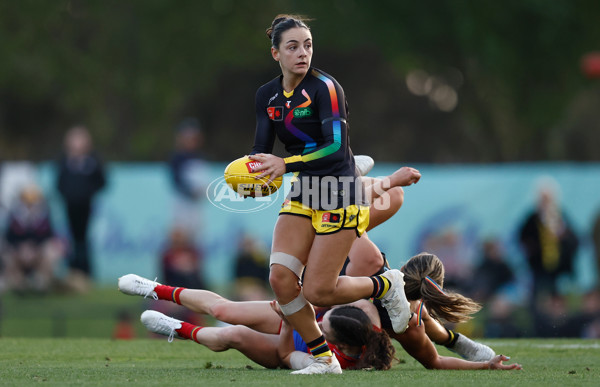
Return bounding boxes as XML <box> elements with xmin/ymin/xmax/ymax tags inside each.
<box><xmin>280</xmin><ymin>200</ymin><xmax>370</xmax><ymax>236</ymax></box>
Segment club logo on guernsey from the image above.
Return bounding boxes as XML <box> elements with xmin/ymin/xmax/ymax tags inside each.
<box><xmin>267</xmin><ymin>106</ymin><xmax>284</xmax><ymax>121</ymax></box>
<box><xmin>293</xmin><ymin>107</ymin><xmax>313</xmax><ymax>118</ymax></box>
<box><xmin>322</xmin><ymin>212</ymin><xmax>341</xmax><ymax>223</ymax></box>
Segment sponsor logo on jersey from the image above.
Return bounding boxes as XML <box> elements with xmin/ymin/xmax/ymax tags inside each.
<box><xmin>321</xmin><ymin>212</ymin><xmax>341</xmax><ymax>223</ymax></box>
<box><xmin>245</xmin><ymin>161</ymin><xmax>264</xmax><ymax>173</ymax></box>
<box><xmin>267</xmin><ymin>106</ymin><xmax>284</xmax><ymax>121</ymax></box>
<box><xmin>286</xmin><ymin>100</ymin><xmax>292</xmax><ymax>109</ymax></box>
<box><xmin>293</xmin><ymin>107</ymin><xmax>313</xmax><ymax>118</ymax></box>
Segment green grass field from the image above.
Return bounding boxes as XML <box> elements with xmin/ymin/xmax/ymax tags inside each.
<box><xmin>1</xmin><ymin>338</ymin><xmax>599</xmax><ymax>386</ymax></box>
<box><xmin>1</xmin><ymin>288</ymin><xmax>599</xmax><ymax>386</ymax></box>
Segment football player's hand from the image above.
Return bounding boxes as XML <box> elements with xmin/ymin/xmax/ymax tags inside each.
<box><xmin>249</xmin><ymin>153</ymin><xmax>286</xmax><ymax>185</ymax></box>
<box><xmin>270</xmin><ymin>300</ymin><xmax>289</xmax><ymax>324</ymax></box>
<box><xmin>487</xmin><ymin>354</ymin><xmax>523</xmax><ymax>370</ymax></box>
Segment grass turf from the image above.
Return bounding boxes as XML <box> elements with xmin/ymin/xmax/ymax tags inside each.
<box><xmin>1</xmin><ymin>338</ymin><xmax>599</xmax><ymax>386</ymax></box>
<box><xmin>1</xmin><ymin>288</ymin><xmax>599</xmax><ymax>385</ymax></box>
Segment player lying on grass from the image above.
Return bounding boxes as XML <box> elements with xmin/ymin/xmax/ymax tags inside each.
<box><xmin>349</xmin><ymin>172</ymin><xmax>511</xmax><ymax>367</ymax></box>
<box><xmin>121</xmin><ymin>275</ymin><xmax>395</xmax><ymax>370</ymax></box>
<box><xmin>345</xmin><ymin>237</ymin><xmax>521</xmax><ymax>370</ymax></box>
<box><xmin>118</xmin><ymin>273</ymin><xmax>520</xmax><ymax>371</ymax></box>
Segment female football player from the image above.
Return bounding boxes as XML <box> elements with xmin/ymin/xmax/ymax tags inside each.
<box><xmin>247</xmin><ymin>14</ymin><xmax>421</xmax><ymax>374</ymax></box>
<box><xmin>119</xmin><ymin>275</ymin><xmax>395</xmax><ymax>371</ymax></box>
<box><xmin>118</xmin><ymin>269</ymin><xmax>520</xmax><ymax>371</ymax></box>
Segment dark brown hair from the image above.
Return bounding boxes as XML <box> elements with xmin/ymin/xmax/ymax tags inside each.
<box><xmin>265</xmin><ymin>14</ymin><xmax>311</xmax><ymax>48</ymax></box>
<box><xmin>329</xmin><ymin>306</ymin><xmax>395</xmax><ymax>370</ymax></box>
<box><xmin>401</xmin><ymin>252</ymin><xmax>481</xmax><ymax>323</ymax></box>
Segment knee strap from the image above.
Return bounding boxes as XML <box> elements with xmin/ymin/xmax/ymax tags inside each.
<box><xmin>270</xmin><ymin>252</ymin><xmax>305</xmax><ymax>278</ymax></box>
<box><xmin>279</xmin><ymin>292</ymin><xmax>308</xmax><ymax>316</ymax></box>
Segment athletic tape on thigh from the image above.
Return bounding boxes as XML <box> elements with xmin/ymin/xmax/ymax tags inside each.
<box><xmin>279</xmin><ymin>292</ymin><xmax>308</xmax><ymax>316</ymax></box>
<box><xmin>270</xmin><ymin>252</ymin><xmax>305</xmax><ymax>278</ymax></box>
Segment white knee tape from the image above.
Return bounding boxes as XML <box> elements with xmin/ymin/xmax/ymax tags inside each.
<box><xmin>270</xmin><ymin>252</ymin><xmax>305</xmax><ymax>278</ymax></box>
<box><xmin>279</xmin><ymin>292</ymin><xmax>308</xmax><ymax>316</ymax></box>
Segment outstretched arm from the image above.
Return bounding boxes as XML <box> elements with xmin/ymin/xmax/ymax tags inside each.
<box><xmin>393</xmin><ymin>314</ymin><xmax>521</xmax><ymax>370</ymax></box>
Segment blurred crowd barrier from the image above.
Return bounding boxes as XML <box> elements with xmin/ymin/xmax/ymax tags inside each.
<box><xmin>1</xmin><ymin>161</ymin><xmax>599</xmax><ymax>337</ymax></box>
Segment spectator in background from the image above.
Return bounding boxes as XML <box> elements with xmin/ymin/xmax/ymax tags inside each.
<box><xmin>161</xmin><ymin>226</ymin><xmax>205</xmax><ymax>289</ymax></box>
<box><xmin>593</xmin><ymin>212</ymin><xmax>600</xmax><ymax>283</ymax></box>
<box><xmin>483</xmin><ymin>295</ymin><xmax>523</xmax><ymax>338</ymax></box>
<box><xmin>469</xmin><ymin>239</ymin><xmax>515</xmax><ymax>302</ymax></box>
<box><xmin>232</xmin><ymin>234</ymin><xmax>271</xmax><ymax>301</ymax></box>
<box><xmin>579</xmin><ymin>289</ymin><xmax>600</xmax><ymax>338</ymax></box>
<box><xmin>56</xmin><ymin>125</ymin><xmax>106</xmax><ymax>287</ymax></box>
<box><xmin>533</xmin><ymin>293</ymin><xmax>580</xmax><ymax>337</ymax></box>
<box><xmin>519</xmin><ymin>178</ymin><xmax>578</xmax><ymax>306</ymax></box>
<box><xmin>169</xmin><ymin>118</ymin><xmax>209</xmax><ymax>236</ymax></box>
<box><xmin>152</xmin><ymin>225</ymin><xmax>206</xmax><ymax>327</ymax></box>
<box><xmin>1</xmin><ymin>184</ymin><xmax>63</xmax><ymax>294</ymax></box>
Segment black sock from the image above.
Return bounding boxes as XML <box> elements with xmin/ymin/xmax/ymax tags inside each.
<box><xmin>444</xmin><ymin>329</ymin><xmax>459</xmax><ymax>348</ymax></box>
<box><xmin>370</xmin><ymin>275</ymin><xmax>390</xmax><ymax>299</ymax></box>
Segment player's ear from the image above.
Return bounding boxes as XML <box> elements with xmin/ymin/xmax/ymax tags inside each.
<box><xmin>271</xmin><ymin>46</ymin><xmax>279</xmax><ymax>62</ymax></box>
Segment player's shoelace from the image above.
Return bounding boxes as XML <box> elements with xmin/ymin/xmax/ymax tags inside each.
<box><xmin>139</xmin><ymin>277</ymin><xmax>158</xmax><ymax>300</ymax></box>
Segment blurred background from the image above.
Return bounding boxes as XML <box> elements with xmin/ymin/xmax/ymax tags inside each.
<box><xmin>1</xmin><ymin>0</ymin><xmax>599</xmax><ymax>340</ymax></box>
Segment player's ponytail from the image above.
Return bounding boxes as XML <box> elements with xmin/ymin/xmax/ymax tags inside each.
<box><xmin>329</xmin><ymin>306</ymin><xmax>395</xmax><ymax>370</ymax></box>
<box><xmin>265</xmin><ymin>14</ymin><xmax>311</xmax><ymax>48</ymax></box>
<box><xmin>402</xmin><ymin>253</ymin><xmax>481</xmax><ymax>323</ymax></box>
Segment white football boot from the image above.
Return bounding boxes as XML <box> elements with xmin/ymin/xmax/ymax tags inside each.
<box><xmin>354</xmin><ymin>155</ymin><xmax>374</xmax><ymax>176</ymax></box>
<box><xmin>379</xmin><ymin>269</ymin><xmax>411</xmax><ymax>333</ymax></box>
<box><xmin>118</xmin><ymin>274</ymin><xmax>159</xmax><ymax>300</ymax></box>
<box><xmin>291</xmin><ymin>355</ymin><xmax>342</xmax><ymax>375</ymax></box>
<box><xmin>140</xmin><ymin>310</ymin><xmax>183</xmax><ymax>343</ymax></box>
<box><xmin>449</xmin><ymin>334</ymin><xmax>496</xmax><ymax>362</ymax></box>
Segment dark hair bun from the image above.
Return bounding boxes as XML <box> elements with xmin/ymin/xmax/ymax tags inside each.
<box><xmin>266</xmin><ymin>15</ymin><xmax>291</xmax><ymax>39</ymax></box>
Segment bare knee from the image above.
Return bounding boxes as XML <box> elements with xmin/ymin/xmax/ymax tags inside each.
<box><xmin>209</xmin><ymin>301</ymin><xmax>234</xmax><ymax>323</ymax></box>
<box><xmin>219</xmin><ymin>325</ymin><xmax>247</xmax><ymax>347</ymax></box>
<box><xmin>206</xmin><ymin>325</ymin><xmax>247</xmax><ymax>352</ymax></box>
<box><xmin>388</xmin><ymin>187</ymin><xmax>404</xmax><ymax>210</ymax></box>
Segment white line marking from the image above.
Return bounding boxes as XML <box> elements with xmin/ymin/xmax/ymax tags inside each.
<box><xmin>489</xmin><ymin>342</ymin><xmax>600</xmax><ymax>349</ymax></box>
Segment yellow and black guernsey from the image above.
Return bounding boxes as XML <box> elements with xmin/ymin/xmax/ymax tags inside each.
<box><xmin>251</xmin><ymin>67</ymin><xmax>365</xmax><ymax>211</ymax></box>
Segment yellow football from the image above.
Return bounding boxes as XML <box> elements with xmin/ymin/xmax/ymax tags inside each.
<box><xmin>224</xmin><ymin>156</ymin><xmax>283</xmax><ymax>198</ymax></box>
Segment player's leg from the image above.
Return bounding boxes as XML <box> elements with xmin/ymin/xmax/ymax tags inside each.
<box><xmin>302</xmin><ymin>229</ymin><xmax>368</xmax><ymax>305</ymax></box>
<box><xmin>180</xmin><ymin>290</ymin><xmax>281</xmax><ymax>333</ymax></box>
<box><xmin>362</xmin><ymin>167</ymin><xmax>420</xmax><ymax>206</ymax></box>
<box><xmin>194</xmin><ymin>325</ymin><xmax>283</xmax><ymax>368</ymax></box>
<box><xmin>421</xmin><ymin>306</ymin><xmax>495</xmax><ymax>362</ymax></box>
<box><xmin>302</xmin><ymin>229</ymin><xmax>410</xmax><ymax>334</ymax></box>
<box><xmin>140</xmin><ymin>310</ymin><xmax>283</xmax><ymax>368</ymax></box>
<box><xmin>367</xmin><ymin>186</ymin><xmax>404</xmax><ymax>231</ymax></box>
<box><xmin>118</xmin><ymin>275</ymin><xmax>282</xmax><ymax>334</ymax></box>
<box><xmin>344</xmin><ymin>233</ymin><xmax>388</xmax><ymax>277</ymax></box>
<box><xmin>269</xmin><ymin>215</ymin><xmax>338</xmax><ymax>368</ymax></box>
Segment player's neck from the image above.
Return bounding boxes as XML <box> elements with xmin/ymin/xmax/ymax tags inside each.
<box><xmin>281</xmin><ymin>72</ymin><xmax>305</xmax><ymax>94</ymax></box>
